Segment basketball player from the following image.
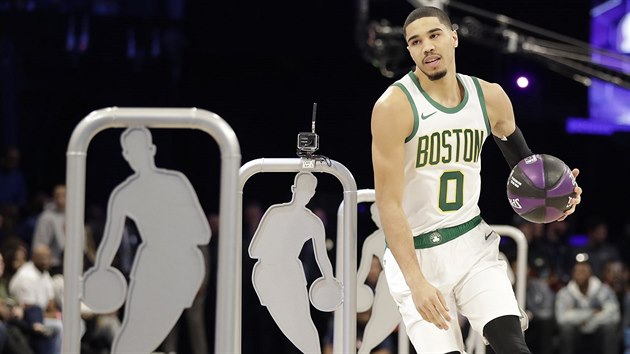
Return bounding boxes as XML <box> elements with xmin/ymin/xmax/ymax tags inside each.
<box><xmin>371</xmin><ymin>6</ymin><xmax>583</xmax><ymax>354</ymax></box>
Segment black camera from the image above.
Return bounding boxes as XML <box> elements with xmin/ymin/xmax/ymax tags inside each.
<box><xmin>297</xmin><ymin>132</ymin><xmax>319</xmax><ymax>153</ymax></box>
<box><xmin>297</xmin><ymin>103</ymin><xmax>320</xmax><ymax>155</ymax></box>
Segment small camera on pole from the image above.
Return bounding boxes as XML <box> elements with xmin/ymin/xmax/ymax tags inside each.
<box><xmin>296</xmin><ymin>103</ymin><xmax>331</xmax><ymax>168</ymax></box>
<box><xmin>297</xmin><ymin>103</ymin><xmax>320</xmax><ymax>156</ymax></box>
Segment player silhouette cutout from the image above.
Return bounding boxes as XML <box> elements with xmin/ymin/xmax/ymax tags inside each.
<box><xmin>356</xmin><ymin>203</ymin><xmax>402</xmax><ymax>354</ymax></box>
<box><xmin>249</xmin><ymin>172</ymin><xmax>342</xmax><ymax>354</ymax></box>
<box><xmin>82</xmin><ymin>126</ymin><xmax>211</xmax><ymax>353</ymax></box>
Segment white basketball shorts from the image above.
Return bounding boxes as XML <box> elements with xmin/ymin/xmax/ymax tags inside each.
<box><xmin>382</xmin><ymin>220</ymin><xmax>520</xmax><ymax>354</ymax></box>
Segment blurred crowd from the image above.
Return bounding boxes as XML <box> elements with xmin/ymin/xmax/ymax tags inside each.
<box><xmin>507</xmin><ymin>215</ymin><xmax>630</xmax><ymax>354</ymax></box>
<box><xmin>0</xmin><ymin>146</ymin><xmax>125</xmax><ymax>354</ymax></box>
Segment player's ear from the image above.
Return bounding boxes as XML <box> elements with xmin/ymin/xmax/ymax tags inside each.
<box><xmin>452</xmin><ymin>29</ymin><xmax>458</xmax><ymax>48</ymax></box>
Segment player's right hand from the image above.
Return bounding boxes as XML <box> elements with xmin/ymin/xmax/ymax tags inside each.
<box><xmin>411</xmin><ymin>280</ymin><xmax>451</xmax><ymax>330</ymax></box>
<box><xmin>557</xmin><ymin>168</ymin><xmax>581</xmax><ymax>222</ymax></box>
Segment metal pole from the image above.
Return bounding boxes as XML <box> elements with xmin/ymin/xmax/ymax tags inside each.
<box><xmin>491</xmin><ymin>225</ymin><xmax>528</xmax><ymax>309</ymax></box>
<box><xmin>334</xmin><ymin>189</ymin><xmax>410</xmax><ymax>354</ymax></box>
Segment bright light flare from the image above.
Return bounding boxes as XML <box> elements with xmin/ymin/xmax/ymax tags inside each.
<box><xmin>516</xmin><ymin>76</ymin><xmax>529</xmax><ymax>88</ymax></box>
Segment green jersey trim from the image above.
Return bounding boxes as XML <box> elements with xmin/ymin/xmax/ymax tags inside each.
<box><xmin>472</xmin><ymin>76</ymin><xmax>492</xmax><ymax>136</ymax></box>
<box><xmin>392</xmin><ymin>82</ymin><xmax>419</xmax><ymax>143</ymax></box>
<box><xmin>407</xmin><ymin>71</ymin><xmax>469</xmax><ymax>114</ymax></box>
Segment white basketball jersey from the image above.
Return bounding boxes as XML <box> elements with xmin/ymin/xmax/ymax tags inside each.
<box><xmin>392</xmin><ymin>72</ymin><xmax>491</xmax><ymax>236</ymax></box>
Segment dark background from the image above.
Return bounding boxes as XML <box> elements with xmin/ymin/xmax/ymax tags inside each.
<box><xmin>1</xmin><ymin>0</ymin><xmax>626</xmax><ymax>233</ymax></box>
<box><xmin>2</xmin><ymin>0</ymin><xmax>630</xmax><ymax>353</ymax></box>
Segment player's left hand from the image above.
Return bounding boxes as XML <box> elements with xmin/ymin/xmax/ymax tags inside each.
<box><xmin>557</xmin><ymin>168</ymin><xmax>581</xmax><ymax>221</ymax></box>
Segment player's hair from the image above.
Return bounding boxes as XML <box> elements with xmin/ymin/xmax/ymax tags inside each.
<box><xmin>403</xmin><ymin>6</ymin><xmax>454</xmax><ymax>38</ymax></box>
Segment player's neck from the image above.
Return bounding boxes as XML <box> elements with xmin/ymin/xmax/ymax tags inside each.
<box><xmin>416</xmin><ymin>71</ymin><xmax>463</xmax><ymax>108</ymax></box>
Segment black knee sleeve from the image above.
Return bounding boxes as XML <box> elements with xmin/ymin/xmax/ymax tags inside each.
<box><xmin>483</xmin><ymin>315</ymin><xmax>531</xmax><ymax>354</ymax></box>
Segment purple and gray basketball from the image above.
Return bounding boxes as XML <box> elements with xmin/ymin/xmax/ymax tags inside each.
<box><xmin>507</xmin><ymin>154</ymin><xmax>577</xmax><ymax>224</ymax></box>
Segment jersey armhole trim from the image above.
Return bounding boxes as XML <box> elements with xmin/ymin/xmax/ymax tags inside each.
<box><xmin>472</xmin><ymin>76</ymin><xmax>491</xmax><ymax>136</ymax></box>
<box><xmin>391</xmin><ymin>82</ymin><xmax>419</xmax><ymax>143</ymax></box>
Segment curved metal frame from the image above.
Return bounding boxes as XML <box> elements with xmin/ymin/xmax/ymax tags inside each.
<box><xmin>63</xmin><ymin>107</ymin><xmax>241</xmax><ymax>354</ymax></box>
<box><xmin>240</xmin><ymin>158</ymin><xmax>358</xmax><ymax>354</ymax></box>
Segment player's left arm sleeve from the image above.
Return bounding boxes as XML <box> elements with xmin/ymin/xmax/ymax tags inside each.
<box><xmin>493</xmin><ymin>126</ymin><xmax>533</xmax><ymax>169</ymax></box>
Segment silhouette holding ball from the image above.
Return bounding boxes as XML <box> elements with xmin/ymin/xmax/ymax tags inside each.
<box><xmin>82</xmin><ymin>127</ymin><xmax>211</xmax><ymax>353</ymax></box>
<box><xmin>249</xmin><ymin>172</ymin><xmax>342</xmax><ymax>353</ymax></box>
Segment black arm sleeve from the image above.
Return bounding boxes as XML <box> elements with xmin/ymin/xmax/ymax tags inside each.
<box><xmin>493</xmin><ymin>126</ymin><xmax>533</xmax><ymax>169</ymax></box>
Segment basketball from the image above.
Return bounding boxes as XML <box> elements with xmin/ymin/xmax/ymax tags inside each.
<box><xmin>357</xmin><ymin>284</ymin><xmax>375</xmax><ymax>312</ymax></box>
<box><xmin>309</xmin><ymin>277</ymin><xmax>343</xmax><ymax>312</ymax></box>
<box><xmin>506</xmin><ymin>154</ymin><xmax>577</xmax><ymax>224</ymax></box>
<box><xmin>82</xmin><ymin>267</ymin><xmax>128</xmax><ymax>313</ymax></box>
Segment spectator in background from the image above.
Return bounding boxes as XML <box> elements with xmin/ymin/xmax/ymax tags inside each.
<box><xmin>602</xmin><ymin>260</ymin><xmax>628</xmax><ymax>313</ymax></box>
<box><xmin>601</xmin><ymin>260</ymin><xmax>630</xmax><ymax>353</ymax></box>
<box><xmin>0</xmin><ymin>251</ymin><xmax>35</xmax><ymax>354</ymax></box>
<box><xmin>513</xmin><ymin>217</ymin><xmax>550</xmax><ymax>272</ymax></box>
<box><xmin>0</xmin><ymin>147</ymin><xmax>27</xmax><ymax>235</ymax></box>
<box><xmin>524</xmin><ymin>260</ymin><xmax>555</xmax><ymax>354</ymax></box>
<box><xmin>582</xmin><ymin>216</ymin><xmax>620</xmax><ymax>278</ymax></box>
<box><xmin>31</xmin><ymin>185</ymin><xmax>66</xmax><ymax>275</ymax></box>
<box><xmin>9</xmin><ymin>244</ymin><xmax>61</xmax><ymax>354</ymax></box>
<box><xmin>1</xmin><ymin>239</ymin><xmax>28</xmax><ymax>282</ymax></box>
<box><xmin>556</xmin><ymin>261</ymin><xmax>620</xmax><ymax>354</ymax></box>
<box><xmin>621</xmin><ymin>222</ymin><xmax>630</xmax><ymax>268</ymax></box>
<box><xmin>16</xmin><ymin>192</ymin><xmax>48</xmax><ymax>251</ymax></box>
<box><xmin>31</xmin><ymin>185</ymin><xmax>97</xmax><ymax>276</ymax></box>
<box><xmin>544</xmin><ymin>220</ymin><xmax>572</xmax><ymax>290</ymax></box>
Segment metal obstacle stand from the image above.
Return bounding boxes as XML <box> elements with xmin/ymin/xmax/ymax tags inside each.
<box><xmin>470</xmin><ymin>224</ymin><xmax>528</xmax><ymax>354</ymax></box>
<box><xmin>63</xmin><ymin>107</ymin><xmax>241</xmax><ymax>354</ymax></box>
<box><xmin>492</xmin><ymin>225</ymin><xmax>528</xmax><ymax>311</ymax></box>
<box><xmin>335</xmin><ymin>189</ymin><xmax>410</xmax><ymax>354</ymax></box>
<box><xmin>240</xmin><ymin>158</ymin><xmax>358</xmax><ymax>354</ymax></box>
<box><xmin>335</xmin><ymin>189</ymin><xmax>529</xmax><ymax>354</ymax></box>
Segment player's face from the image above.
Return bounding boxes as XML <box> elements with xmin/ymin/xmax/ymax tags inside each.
<box><xmin>405</xmin><ymin>17</ymin><xmax>458</xmax><ymax>81</ymax></box>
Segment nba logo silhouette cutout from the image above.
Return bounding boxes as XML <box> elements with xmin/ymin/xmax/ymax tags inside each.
<box><xmin>356</xmin><ymin>203</ymin><xmax>401</xmax><ymax>354</ymax></box>
<box><xmin>82</xmin><ymin>126</ymin><xmax>211</xmax><ymax>353</ymax></box>
<box><xmin>249</xmin><ymin>172</ymin><xmax>342</xmax><ymax>354</ymax></box>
